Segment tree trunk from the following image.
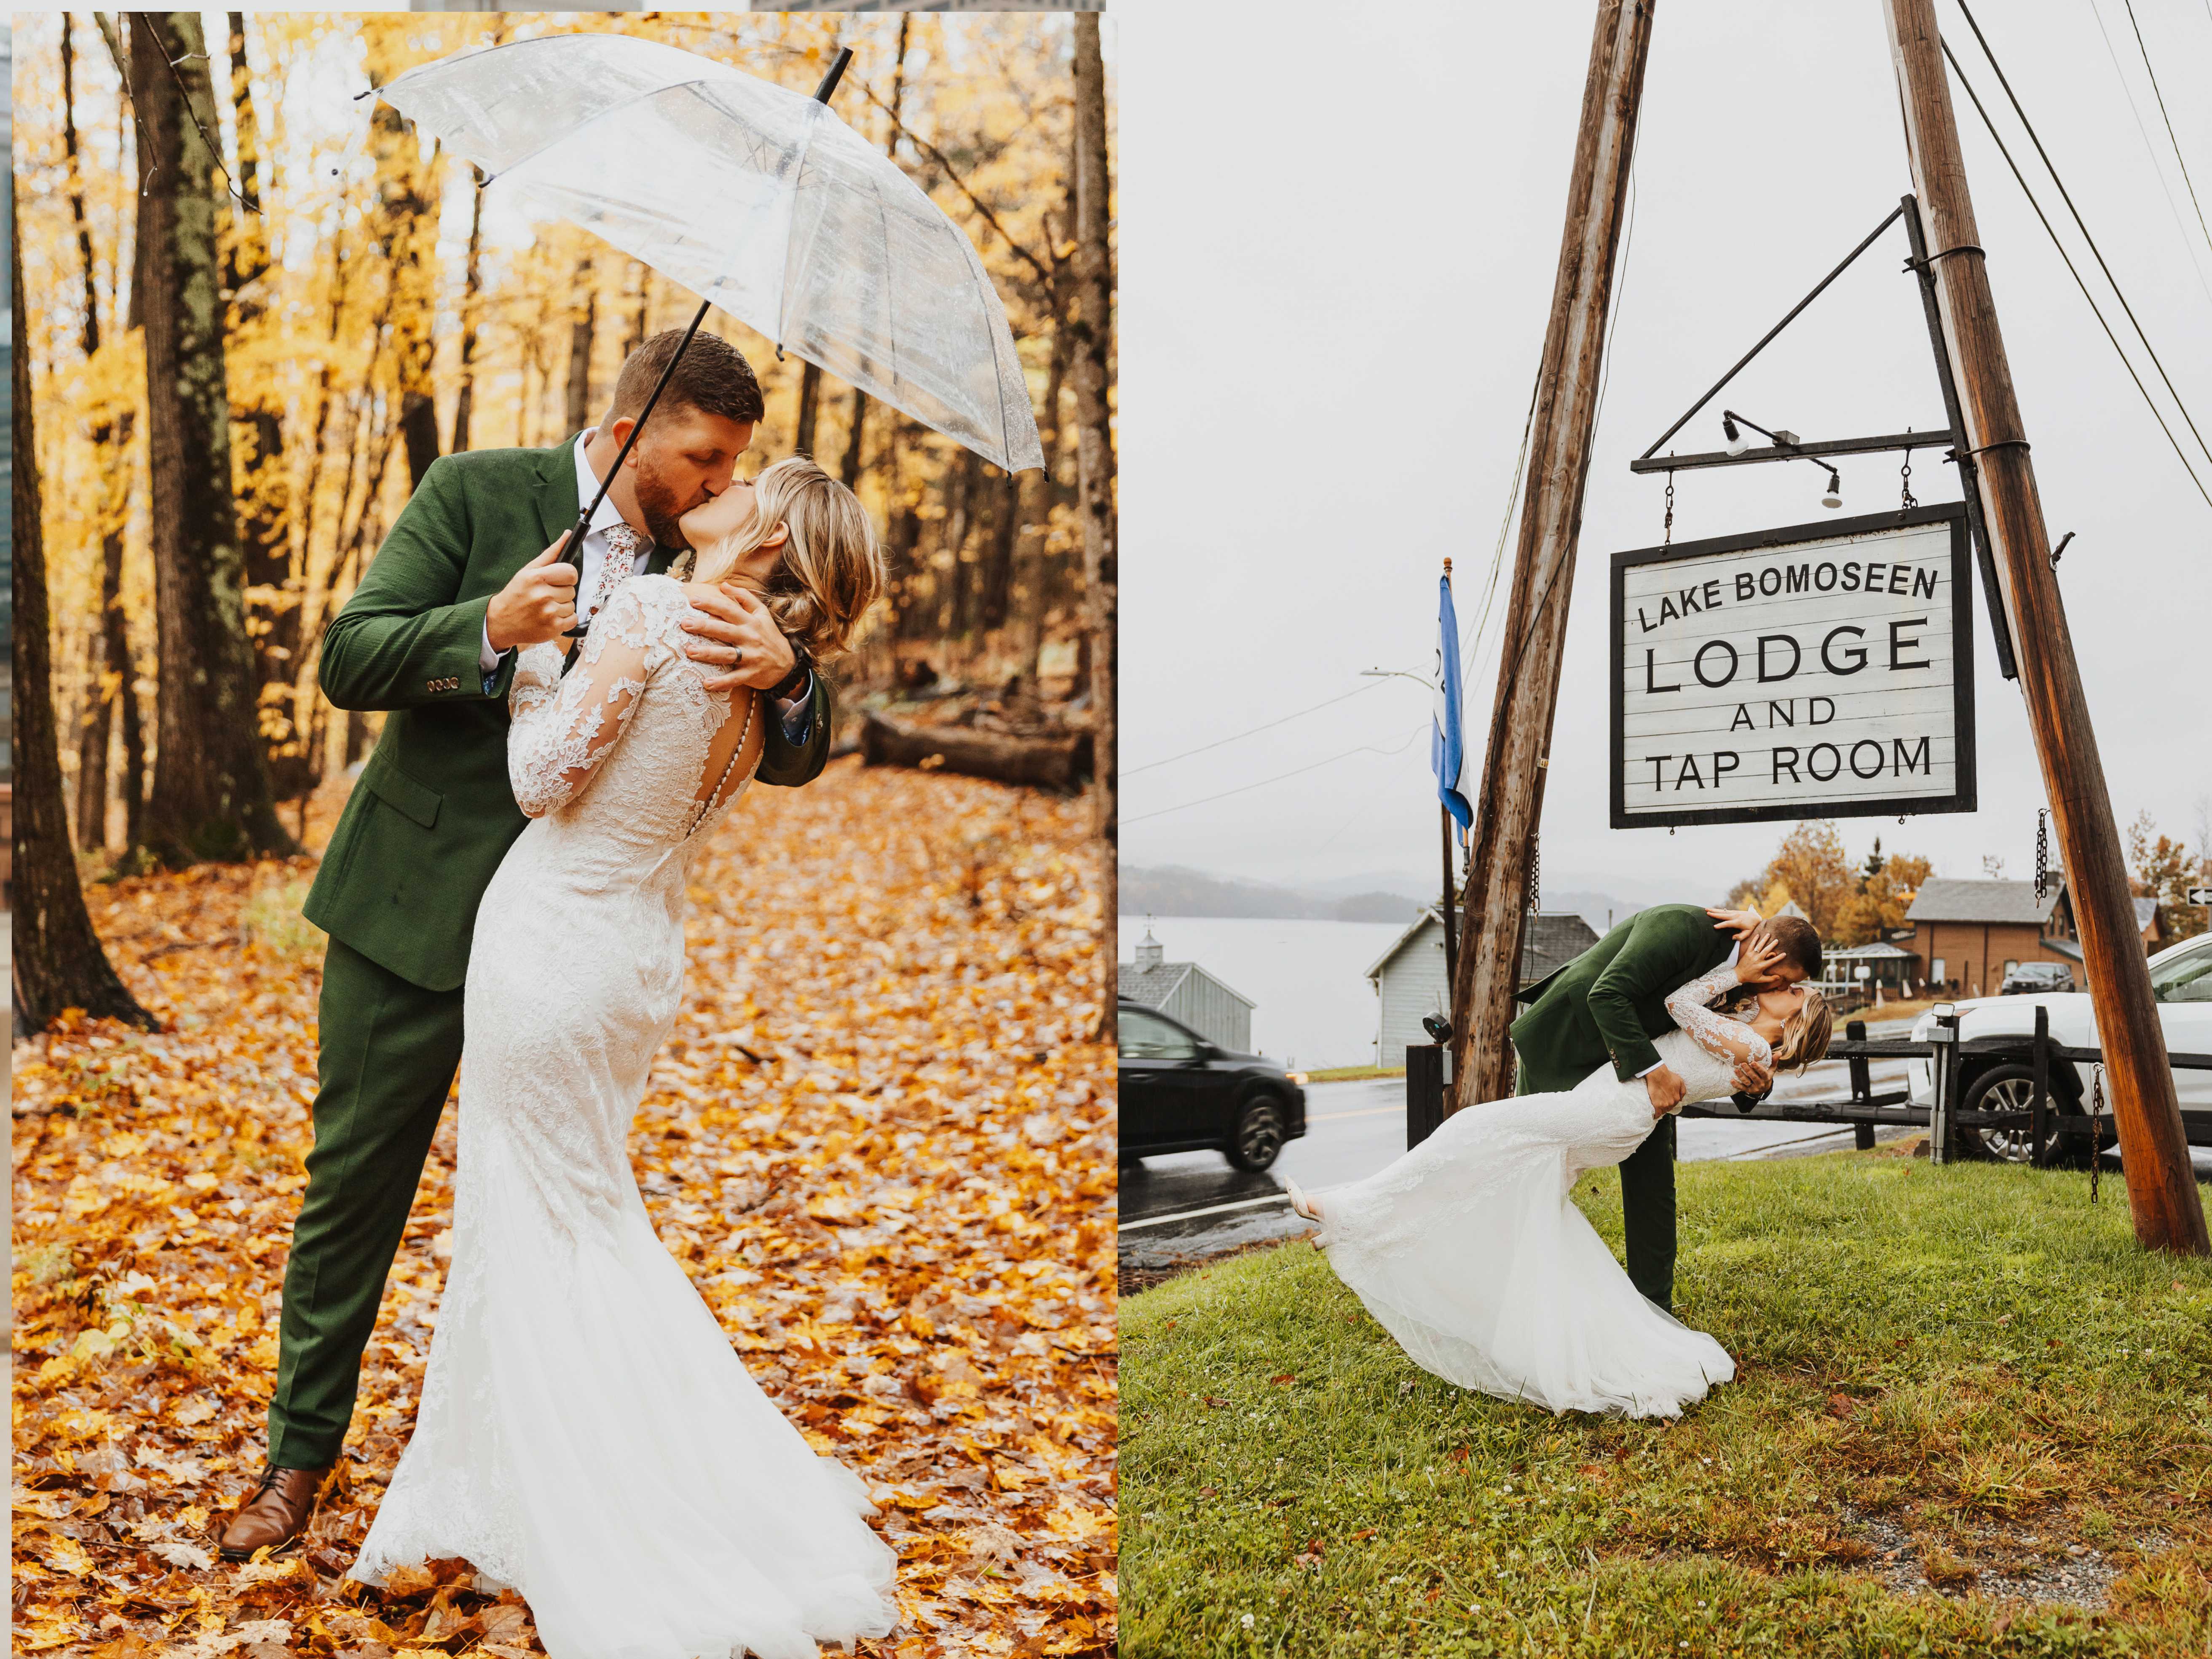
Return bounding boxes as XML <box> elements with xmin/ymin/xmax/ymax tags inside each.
<box><xmin>64</xmin><ymin>16</ymin><xmax>119</xmax><ymax>850</ymax></box>
<box><xmin>1071</xmin><ymin>12</ymin><xmax>1118</xmax><ymax>902</ymax></box>
<box><xmin>565</xmin><ymin>252</ymin><xmax>596</xmax><ymax>434</ymax></box>
<box><xmin>220</xmin><ymin>13</ymin><xmax>311</xmax><ymax>797</ymax></box>
<box><xmin>369</xmin><ymin>98</ymin><xmax>442</xmax><ymax>490</ymax></box>
<box><xmin>861</xmin><ymin>713</ymin><xmax>1091</xmax><ymax>790</ymax></box>
<box><xmin>626</xmin><ymin>262</ymin><xmax>653</xmax><ymax>359</ymax></box>
<box><xmin>795</xmin><ymin>360</ymin><xmax>823</xmax><ymax>460</ymax></box>
<box><xmin>840</xmin><ymin>387</ymin><xmax>870</xmax><ymax>490</ymax></box>
<box><xmin>131</xmin><ymin>11</ymin><xmax>296</xmax><ymax>867</ymax></box>
<box><xmin>452</xmin><ymin>184</ymin><xmax>485</xmax><ymax>453</ymax></box>
<box><xmin>76</xmin><ymin>447</ymin><xmax>137</xmax><ymax>852</ymax></box>
<box><xmin>938</xmin><ymin>450</ymin><xmax>981</xmax><ymax>641</ymax></box>
<box><xmin>979</xmin><ymin>467</ymin><xmax>1021</xmax><ymax>639</ymax></box>
<box><xmin>13</xmin><ymin>230</ymin><xmax>155</xmax><ymax>1033</ymax></box>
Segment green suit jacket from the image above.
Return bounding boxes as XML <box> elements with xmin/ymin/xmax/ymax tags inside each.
<box><xmin>302</xmin><ymin>438</ymin><xmax>831</xmax><ymax>992</ymax></box>
<box><xmin>1507</xmin><ymin>904</ymin><xmax>1737</xmax><ymax>1093</ymax></box>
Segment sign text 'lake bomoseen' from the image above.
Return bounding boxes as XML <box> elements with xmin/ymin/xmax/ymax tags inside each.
<box><xmin>1609</xmin><ymin>503</ymin><xmax>1976</xmax><ymax>829</ymax></box>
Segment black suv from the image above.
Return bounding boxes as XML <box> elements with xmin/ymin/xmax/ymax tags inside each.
<box><xmin>1117</xmin><ymin>1000</ymin><xmax>1307</xmax><ymax>1170</ymax></box>
<box><xmin>2000</xmin><ymin>962</ymin><xmax>2075</xmax><ymax>995</ymax></box>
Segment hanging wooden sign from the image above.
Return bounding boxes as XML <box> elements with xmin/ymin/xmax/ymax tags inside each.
<box><xmin>1610</xmin><ymin>502</ymin><xmax>1975</xmax><ymax>828</ymax></box>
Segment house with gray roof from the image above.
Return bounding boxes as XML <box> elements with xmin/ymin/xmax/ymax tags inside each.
<box><xmin>1119</xmin><ymin>929</ymin><xmax>1255</xmax><ymax>1052</ymax></box>
<box><xmin>1903</xmin><ymin>874</ymin><xmax>2159</xmax><ymax>997</ymax></box>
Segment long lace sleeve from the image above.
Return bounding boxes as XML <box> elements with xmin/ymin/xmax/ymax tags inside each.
<box><xmin>506</xmin><ymin>583</ymin><xmax>664</xmax><ymax>817</ymax></box>
<box><xmin>1664</xmin><ymin>963</ymin><xmax>1771</xmax><ymax>1067</ymax></box>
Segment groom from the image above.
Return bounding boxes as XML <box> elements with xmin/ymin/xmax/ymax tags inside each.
<box><xmin>1508</xmin><ymin>904</ymin><xmax>1822</xmax><ymax>1312</ymax></box>
<box><xmin>219</xmin><ymin>330</ymin><xmax>830</xmax><ymax>1559</ymax></box>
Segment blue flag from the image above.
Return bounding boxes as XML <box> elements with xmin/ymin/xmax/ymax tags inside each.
<box><xmin>1432</xmin><ymin>575</ymin><xmax>1473</xmax><ymax>837</ymax></box>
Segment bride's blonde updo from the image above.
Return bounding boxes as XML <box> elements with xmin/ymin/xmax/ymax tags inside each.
<box><xmin>686</xmin><ymin>457</ymin><xmax>886</xmax><ymax>662</ymax></box>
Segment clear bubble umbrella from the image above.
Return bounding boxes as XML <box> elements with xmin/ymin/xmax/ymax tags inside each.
<box><xmin>376</xmin><ymin>32</ymin><xmax>1043</xmax><ymax>571</ymax></box>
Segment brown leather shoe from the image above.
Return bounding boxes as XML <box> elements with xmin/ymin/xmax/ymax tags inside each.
<box><xmin>216</xmin><ymin>1464</ymin><xmax>332</xmax><ymax>1560</ymax></box>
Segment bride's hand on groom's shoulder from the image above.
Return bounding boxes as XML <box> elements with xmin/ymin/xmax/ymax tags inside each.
<box><xmin>679</xmin><ymin>582</ymin><xmax>798</xmax><ymax>696</ymax></box>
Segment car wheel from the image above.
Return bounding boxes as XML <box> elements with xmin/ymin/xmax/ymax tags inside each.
<box><xmin>1226</xmin><ymin>1094</ymin><xmax>1287</xmax><ymax>1172</ymax></box>
<box><xmin>1955</xmin><ymin>1062</ymin><xmax>2075</xmax><ymax>1164</ymax></box>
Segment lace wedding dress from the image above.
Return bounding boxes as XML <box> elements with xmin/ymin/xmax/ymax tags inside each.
<box><xmin>352</xmin><ymin>578</ymin><xmax>898</xmax><ymax>1659</ymax></box>
<box><xmin>1314</xmin><ymin>963</ymin><xmax>1762</xmax><ymax>1419</ymax></box>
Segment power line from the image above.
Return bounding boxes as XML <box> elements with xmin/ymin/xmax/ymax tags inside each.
<box><xmin>1951</xmin><ymin>0</ymin><xmax>2212</xmax><ymax>478</ymax></box>
<box><xmin>2085</xmin><ymin>0</ymin><xmax>2212</xmax><ymax>306</ymax></box>
<box><xmin>2120</xmin><ymin>0</ymin><xmax>2212</xmax><ymax>265</ymax></box>
<box><xmin>1120</xmin><ymin>723</ymin><xmax>1430</xmax><ymax>827</ymax></box>
<box><xmin>1942</xmin><ymin>35</ymin><xmax>2212</xmax><ymax>510</ymax></box>
<box><xmin>1119</xmin><ymin>679</ymin><xmax>1388</xmax><ymax>779</ymax></box>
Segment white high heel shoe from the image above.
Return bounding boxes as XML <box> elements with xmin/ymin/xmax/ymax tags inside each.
<box><xmin>1284</xmin><ymin>1178</ymin><xmax>1326</xmax><ymax>1245</ymax></box>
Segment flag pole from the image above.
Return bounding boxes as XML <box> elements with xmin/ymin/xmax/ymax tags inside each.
<box><xmin>1440</xmin><ymin>558</ymin><xmax>1459</xmax><ymax>1007</ymax></box>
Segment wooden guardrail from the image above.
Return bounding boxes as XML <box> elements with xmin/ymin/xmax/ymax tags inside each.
<box><xmin>1407</xmin><ymin>1005</ymin><xmax>2212</xmax><ymax>1164</ymax></box>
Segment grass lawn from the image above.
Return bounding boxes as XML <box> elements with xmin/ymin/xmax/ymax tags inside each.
<box><xmin>1306</xmin><ymin>1065</ymin><xmax>1408</xmax><ymax>1084</ymax></box>
<box><xmin>1120</xmin><ymin>1150</ymin><xmax>2212</xmax><ymax>1656</ymax></box>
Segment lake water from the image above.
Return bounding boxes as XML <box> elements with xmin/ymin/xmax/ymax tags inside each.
<box><xmin>1117</xmin><ymin>915</ymin><xmax>1411</xmax><ymax>1071</ymax></box>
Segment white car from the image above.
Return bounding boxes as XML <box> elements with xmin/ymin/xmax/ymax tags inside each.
<box><xmin>1906</xmin><ymin>932</ymin><xmax>2212</xmax><ymax>1161</ymax></box>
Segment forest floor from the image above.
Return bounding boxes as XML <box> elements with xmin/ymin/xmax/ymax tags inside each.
<box><xmin>12</xmin><ymin>757</ymin><xmax>1116</xmax><ymax>1658</ymax></box>
<box><xmin>1120</xmin><ymin>1150</ymin><xmax>2212</xmax><ymax>1657</ymax></box>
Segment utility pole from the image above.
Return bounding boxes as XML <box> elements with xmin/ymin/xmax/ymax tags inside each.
<box><xmin>1884</xmin><ymin>0</ymin><xmax>2207</xmax><ymax>1254</ymax></box>
<box><xmin>1450</xmin><ymin>0</ymin><xmax>1655</xmax><ymax>1113</ymax></box>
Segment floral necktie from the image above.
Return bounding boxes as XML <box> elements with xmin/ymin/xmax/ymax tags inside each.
<box><xmin>586</xmin><ymin>524</ymin><xmax>650</xmax><ymax>624</ymax></box>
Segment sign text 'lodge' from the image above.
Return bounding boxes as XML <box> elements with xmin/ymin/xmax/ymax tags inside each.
<box><xmin>1609</xmin><ymin>503</ymin><xmax>1976</xmax><ymax>829</ymax></box>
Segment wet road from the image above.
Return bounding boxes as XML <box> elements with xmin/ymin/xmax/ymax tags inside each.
<box><xmin>1119</xmin><ymin>1039</ymin><xmax>2212</xmax><ymax>1288</ymax></box>
<box><xmin>1120</xmin><ymin>1040</ymin><xmax>1925</xmax><ymax>1284</ymax></box>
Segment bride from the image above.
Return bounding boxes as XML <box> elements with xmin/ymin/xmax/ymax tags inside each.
<box><xmin>1289</xmin><ymin>937</ymin><xmax>1830</xmax><ymax>1420</ymax></box>
<box><xmin>351</xmin><ymin>458</ymin><xmax>898</xmax><ymax>1659</ymax></box>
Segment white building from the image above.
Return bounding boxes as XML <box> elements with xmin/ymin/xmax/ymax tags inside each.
<box><xmin>1366</xmin><ymin>909</ymin><xmax>1600</xmax><ymax>1067</ymax></box>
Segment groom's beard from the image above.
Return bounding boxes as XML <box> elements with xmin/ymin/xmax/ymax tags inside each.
<box><xmin>631</xmin><ymin>466</ymin><xmax>695</xmax><ymax>552</ymax></box>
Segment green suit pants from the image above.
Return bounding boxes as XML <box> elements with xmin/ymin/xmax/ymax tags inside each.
<box><xmin>1517</xmin><ymin>1057</ymin><xmax>1677</xmax><ymax>1314</ymax></box>
<box><xmin>268</xmin><ymin>937</ymin><xmax>466</xmax><ymax>1469</ymax></box>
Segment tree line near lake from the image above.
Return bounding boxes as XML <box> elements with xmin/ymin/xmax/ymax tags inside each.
<box><xmin>1725</xmin><ymin>810</ymin><xmax>2211</xmax><ymax>949</ymax></box>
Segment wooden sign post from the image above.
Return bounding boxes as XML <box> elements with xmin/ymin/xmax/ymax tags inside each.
<box><xmin>1883</xmin><ymin>0</ymin><xmax>2207</xmax><ymax>1254</ymax></box>
<box><xmin>1449</xmin><ymin>0</ymin><xmax>1655</xmax><ymax>1114</ymax></box>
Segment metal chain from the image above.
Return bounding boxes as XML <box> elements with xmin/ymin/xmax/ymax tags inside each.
<box><xmin>1526</xmin><ymin>833</ymin><xmax>1540</xmax><ymax>915</ymax></box>
<box><xmin>1663</xmin><ymin>473</ymin><xmax>1676</xmax><ymax>546</ymax></box>
<box><xmin>1899</xmin><ymin>448</ymin><xmax>1917</xmax><ymax>514</ymax></box>
<box><xmin>2089</xmin><ymin>1063</ymin><xmax>2105</xmax><ymax>1204</ymax></box>
<box><xmin>2034</xmin><ymin>809</ymin><xmax>2049</xmax><ymax>903</ymax></box>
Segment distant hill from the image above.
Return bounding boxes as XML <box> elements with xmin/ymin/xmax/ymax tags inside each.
<box><xmin>1120</xmin><ymin>866</ymin><xmax>1323</xmax><ymax>919</ymax></box>
<box><xmin>1122</xmin><ymin>864</ymin><xmax>1644</xmax><ymax>934</ymax></box>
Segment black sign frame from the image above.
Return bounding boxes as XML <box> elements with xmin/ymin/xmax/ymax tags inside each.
<box><xmin>1609</xmin><ymin>501</ymin><xmax>1977</xmax><ymax>830</ymax></box>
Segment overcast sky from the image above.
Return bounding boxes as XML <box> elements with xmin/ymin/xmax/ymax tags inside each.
<box><xmin>1114</xmin><ymin>0</ymin><xmax>2212</xmax><ymax>908</ymax></box>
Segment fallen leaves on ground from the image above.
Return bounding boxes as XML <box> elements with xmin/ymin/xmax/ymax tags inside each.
<box><xmin>13</xmin><ymin>757</ymin><xmax>1117</xmax><ymax>1656</ymax></box>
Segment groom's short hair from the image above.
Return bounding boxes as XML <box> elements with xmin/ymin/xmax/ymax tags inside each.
<box><xmin>610</xmin><ymin>329</ymin><xmax>765</xmax><ymax>431</ymax></box>
<box><xmin>1757</xmin><ymin>915</ymin><xmax>1823</xmax><ymax>980</ymax></box>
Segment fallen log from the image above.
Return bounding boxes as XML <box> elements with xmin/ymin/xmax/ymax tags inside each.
<box><xmin>860</xmin><ymin>712</ymin><xmax>1092</xmax><ymax>789</ymax></box>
